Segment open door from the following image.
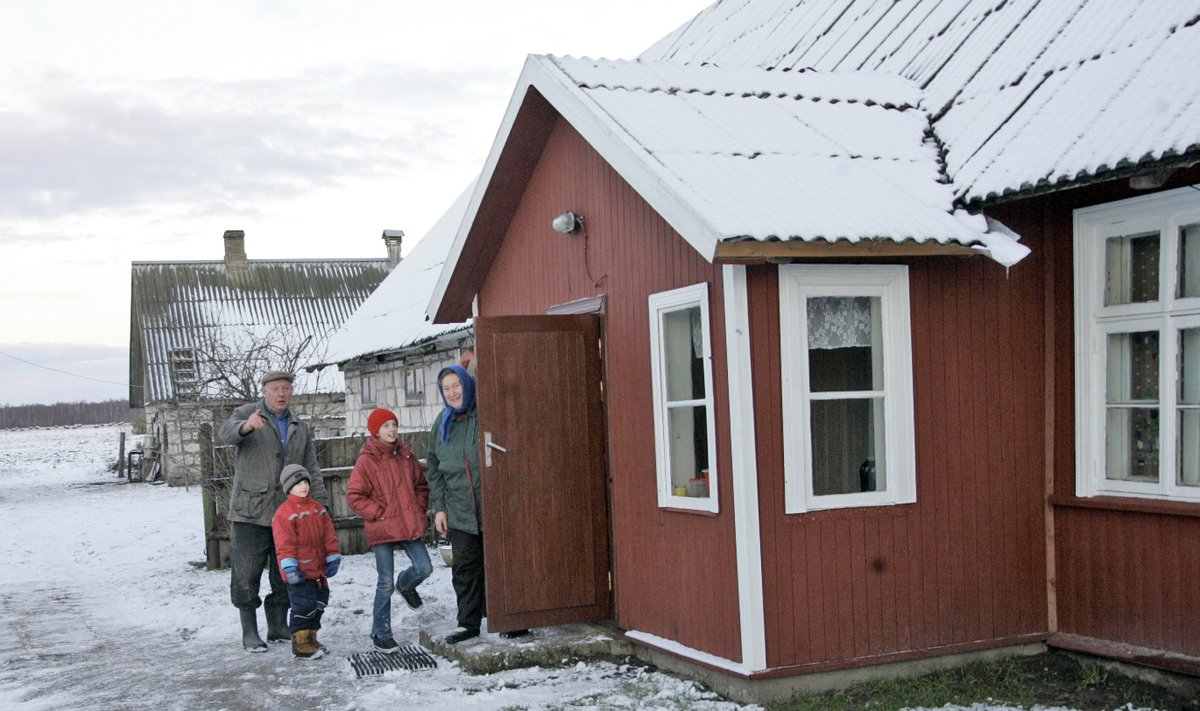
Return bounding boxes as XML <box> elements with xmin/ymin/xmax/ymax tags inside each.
<box><xmin>475</xmin><ymin>314</ymin><xmax>611</xmax><ymax>633</ymax></box>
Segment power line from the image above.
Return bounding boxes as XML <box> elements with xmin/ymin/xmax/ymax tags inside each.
<box><xmin>0</xmin><ymin>348</ymin><xmax>142</xmax><ymax>389</ymax></box>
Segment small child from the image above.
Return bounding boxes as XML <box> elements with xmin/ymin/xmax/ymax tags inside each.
<box><xmin>272</xmin><ymin>464</ymin><xmax>342</xmax><ymax>659</ymax></box>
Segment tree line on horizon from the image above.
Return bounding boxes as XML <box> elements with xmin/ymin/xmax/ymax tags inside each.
<box><xmin>0</xmin><ymin>399</ymin><xmax>139</xmax><ymax>429</ymax></box>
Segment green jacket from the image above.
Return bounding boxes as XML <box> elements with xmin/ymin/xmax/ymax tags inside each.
<box><xmin>426</xmin><ymin>408</ymin><xmax>482</xmax><ymax>535</ymax></box>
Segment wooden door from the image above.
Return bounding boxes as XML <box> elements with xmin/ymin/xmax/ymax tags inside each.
<box><xmin>475</xmin><ymin>314</ymin><xmax>611</xmax><ymax>632</ymax></box>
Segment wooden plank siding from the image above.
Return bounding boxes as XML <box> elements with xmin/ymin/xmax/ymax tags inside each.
<box><xmin>746</xmin><ymin>244</ymin><xmax>1050</xmax><ymax>669</ymax></box>
<box><xmin>987</xmin><ymin>168</ymin><xmax>1200</xmax><ymax>670</ymax></box>
<box><xmin>467</xmin><ymin>102</ymin><xmax>1200</xmax><ymax>674</ymax></box>
<box><xmin>475</xmin><ymin>118</ymin><xmax>743</xmax><ymax>662</ymax></box>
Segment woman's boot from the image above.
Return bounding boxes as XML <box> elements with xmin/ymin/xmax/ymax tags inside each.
<box><xmin>240</xmin><ymin>609</ymin><xmax>267</xmax><ymax>652</ymax></box>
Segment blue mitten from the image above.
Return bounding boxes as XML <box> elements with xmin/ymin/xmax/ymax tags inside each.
<box><xmin>325</xmin><ymin>555</ymin><xmax>342</xmax><ymax>578</ymax></box>
<box><xmin>281</xmin><ymin>558</ymin><xmax>303</xmax><ymax>585</ymax></box>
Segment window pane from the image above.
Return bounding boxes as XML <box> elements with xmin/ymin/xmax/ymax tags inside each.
<box><xmin>664</xmin><ymin>306</ymin><xmax>704</xmax><ymax>401</ymax></box>
<box><xmin>1177</xmin><ymin>409</ymin><xmax>1200</xmax><ymax>487</ymax></box>
<box><xmin>1178</xmin><ymin>223</ymin><xmax>1200</xmax><ymax>299</ymax></box>
<box><xmin>1177</xmin><ymin>327</ymin><xmax>1200</xmax><ymax>487</ymax></box>
<box><xmin>667</xmin><ymin>405</ymin><xmax>709</xmax><ymax>496</ymax></box>
<box><xmin>1106</xmin><ymin>331</ymin><xmax>1159</xmax><ymax>403</ymax></box>
<box><xmin>808</xmin><ymin>296</ymin><xmax>881</xmax><ymax>392</ymax></box>
<box><xmin>1105</xmin><ymin>231</ymin><xmax>1159</xmax><ymax>305</ymax></box>
<box><xmin>810</xmin><ymin>397</ymin><xmax>884</xmax><ymax>495</ymax></box>
<box><xmin>1106</xmin><ymin>407</ymin><xmax>1159</xmax><ymax>482</ymax></box>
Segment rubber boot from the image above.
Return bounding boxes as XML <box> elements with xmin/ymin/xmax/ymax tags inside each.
<box><xmin>240</xmin><ymin>609</ymin><xmax>268</xmax><ymax>653</ymax></box>
<box><xmin>265</xmin><ymin>605</ymin><xmax>291</xmax><ymax>643</ymax></box>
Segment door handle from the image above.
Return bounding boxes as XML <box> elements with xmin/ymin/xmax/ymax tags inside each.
<box><xmin>484</xmin><ymin>432</ymin><xmax>507</xmax><ymax>467</ymax></box>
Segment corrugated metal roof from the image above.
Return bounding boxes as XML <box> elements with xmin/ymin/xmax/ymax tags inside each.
<box><xmin>542</xmin><ymin>55</ymin><xmax>1028</xmax><ymax>264</ymax></box>
<box><xmin>641</xmin><ymin>0</ymin><xmax>1200</xmax><ymax>204</ymax></box>
<box><xmin>130</xmin><ymin>259</ymin><xmax>390</xmax><ymax>404</ymax></box>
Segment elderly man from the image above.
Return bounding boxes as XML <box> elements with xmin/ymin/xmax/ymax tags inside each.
<box><xmin>218</xmin><ymin>370</ymin><xmax>329</xmax><ymax>652</ymax></box>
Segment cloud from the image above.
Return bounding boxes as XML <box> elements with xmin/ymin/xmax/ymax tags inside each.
<box><xmin>0</xmin><ymin>343</ymin><xmax>130</xmax><ymax>405</ymax></box>
<box><xmin>0</xmin><ymin>63</ymin><xmax>509</xmax><ymax>225</ymax></box>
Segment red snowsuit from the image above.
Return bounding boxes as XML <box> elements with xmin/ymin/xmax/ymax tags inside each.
<box><xmin>346</xmin><ymin>437</ymin><xmax>430</xmax><ymax>546</ymax></box>
<box><xmin>272</xmin><ymin>494</ymin><xmax>341</xmax><ymax>582</ymax></box>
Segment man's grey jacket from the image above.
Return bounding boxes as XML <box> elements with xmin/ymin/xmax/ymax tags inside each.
<box><xmin>218</xmin><ymin>400</ymin><xmax>329</xmax><ymax>527</ymax></box>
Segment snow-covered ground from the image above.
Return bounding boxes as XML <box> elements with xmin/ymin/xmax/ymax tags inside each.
<box><xmin>0</xmin><ymin>425</ymin><xmax>758</xmax><ymax>711</ymax></box>
<box><xmin>0</xmin><ymin>425</ymin><xmax>1108</xmax><ymax>711</ymax></box>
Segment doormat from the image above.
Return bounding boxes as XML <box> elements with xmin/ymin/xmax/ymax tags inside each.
<box><xmin>348</xmin><ymin>646</ymin><xmax>438</xmax><ymax>677</ymax></box>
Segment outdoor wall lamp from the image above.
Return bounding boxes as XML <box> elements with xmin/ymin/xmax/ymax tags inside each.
<box><xmin>552</xmin><ymin>211</ymin><xmax>583</xmax><ymax>234</ymax></box>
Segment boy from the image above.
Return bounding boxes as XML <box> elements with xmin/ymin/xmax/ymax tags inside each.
<box><xmin>272</xmin><ymin>464</ymin><xmax>342</xmax><ymax>659</ymax></box>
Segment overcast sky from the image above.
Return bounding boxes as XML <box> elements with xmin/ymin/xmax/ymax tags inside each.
<box><xmin>0</xmin><ymin>0</ymin><xmax>711</xmax><ymax>406</ymax></box>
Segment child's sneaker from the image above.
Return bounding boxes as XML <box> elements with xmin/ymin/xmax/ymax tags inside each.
<box><xmin>372</xmin><ymin>635</ymin><xmax>399</xmax><ymax>654</ymax></box>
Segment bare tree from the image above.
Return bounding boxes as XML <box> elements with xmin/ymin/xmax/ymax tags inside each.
<box><xmin>177</xmin><ymin>324</ymin><xmax>334</xmax><ymax>404</ymax></box>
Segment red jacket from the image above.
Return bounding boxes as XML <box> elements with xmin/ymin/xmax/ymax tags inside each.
<box><xmin>346</xmin><ymin>437</ymin><xmax>430</xmax><ymax>546</ymax></box>
<box><xmin>272</xmin><ymin>494</ymin><xmax>341</xmax><ymax>581</ymax></box>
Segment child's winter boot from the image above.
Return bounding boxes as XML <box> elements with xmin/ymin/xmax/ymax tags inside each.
<box><xmin>292</xmin><ymin>629</ymin><xmax>315</xmax><ymax>658</ymax></box>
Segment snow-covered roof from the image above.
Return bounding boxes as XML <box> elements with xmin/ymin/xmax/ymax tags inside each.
<box><xmin>427</xmin><ymin>53</ymin><xmax>1028</xmax><ymax>320</ymax></box>
<box><xmin>542</xmin><ymin>56</ymin><xmax>1027</xmax><ymax>264</ymax></box>
<box><xmin>643</xmin><ymin>0</ymin><xmax>1200</xmax><ymax>204</ymax></box>
<box><xmin>318</xmin><ymin>184</ymin><xmax>474</xmax><ymax>367</ymax></box>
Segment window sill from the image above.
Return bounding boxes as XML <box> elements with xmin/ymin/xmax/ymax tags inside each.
<box><xmin>661</xmin><ymin>505</ymin><xmax>719</xmax><ymax>517</ymax></box>
<box><xmin>1049</xmin><ymin>494</ymin><xmax>1200</xmax><ymax>519</ymax></box>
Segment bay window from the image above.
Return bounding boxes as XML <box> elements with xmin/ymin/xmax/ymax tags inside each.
<box><xmin>649</xmin><ymin>283</ymin><xmax>718</xmax><ymax>513</ymax></box>
<box><xmin>779</xmin><ymin>265</ymin><xmax>916</xmax><ymax>512</ymax></box>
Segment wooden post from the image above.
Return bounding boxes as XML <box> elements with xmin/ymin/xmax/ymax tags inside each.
<box><xmin>118</xmin><ymin>432</ymin><xmax>126</xmax><ymax>479</ymax></box>
<box><xmin>199</xmin><ymin>423</ymin><xmax>221</xmax><ymax>569</ymax></box>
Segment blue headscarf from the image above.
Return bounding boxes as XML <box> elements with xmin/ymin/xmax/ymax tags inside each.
<box><xmin>436</xmin><ymin>364</ymin><xmax>476</xmax><ymax>443</ymax></box>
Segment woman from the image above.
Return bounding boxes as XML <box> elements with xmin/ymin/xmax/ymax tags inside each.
<box><xmin>346</xmin><ymin>407</ymin><xmax>432</xmax><ymax>653</ymax></box>
<box><xmin>426</xmin><ymin>364</ymin><xmax>485</xmax><ymax>644</ymax></box>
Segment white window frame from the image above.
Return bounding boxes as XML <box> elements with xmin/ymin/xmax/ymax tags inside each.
<box><xmin>1074</xmin><ymin>185</ymin><xmax>1200</xmax><ymax>502</ymax></box>
<box><xmin>779</xmin><ymin>264</ymin><xmax>916</xmax><ymax>513</ymax></box>
<box><xmin>648</xmin><ymin>282</ymin><xmax>719</xmax><ymax>513</ymax></box>
<box><xmin>361</xmin><ymin>373</ymin><xmax>376</xmax><ymax>406</ymax></box>
<box><xmin>404</xmin><ymin>365</ymin><xmax>425</xmax><ymax>405</ymax></box>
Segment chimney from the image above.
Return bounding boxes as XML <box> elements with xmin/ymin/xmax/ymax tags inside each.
<box><xmin>223</xmin><ymin>230</ymin><xmax>247</xmax><ymax>270</ymax></box>
<box><xmin>382</xmin><ymin>229</ymin><xmax>404</xmax><ymax>267</ymax></box>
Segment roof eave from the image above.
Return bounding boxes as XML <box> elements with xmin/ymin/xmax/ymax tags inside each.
<box><xmin>427</xmin><ymin>55</ymin><xmax>726</xmax><ymax>323</ymax></box>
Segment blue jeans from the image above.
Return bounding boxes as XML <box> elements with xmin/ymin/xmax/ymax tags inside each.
<box><xmin>371</xmin><ymin>540</ymin><xmax>432</xmax><ymax>639</ymax></box>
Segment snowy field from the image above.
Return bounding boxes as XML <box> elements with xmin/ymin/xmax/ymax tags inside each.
<box><xmin>0</xmin><ymin>425</ymin><xmax>1110</xmax><ymax>711</ymax></box>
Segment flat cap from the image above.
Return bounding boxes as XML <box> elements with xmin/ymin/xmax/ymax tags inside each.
<box><xmin>260</xmin><ymin>370</ymin><xmax>295</xmax><ymax>386</ymax></box>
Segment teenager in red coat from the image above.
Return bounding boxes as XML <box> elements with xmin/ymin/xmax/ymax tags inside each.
<box><xmin>346</xmin><ymin>408</ymin><xmax>432</xmax><ymax>653</ymax></box>
<box><xmin>272</xmin><ymin>464</ymin><xmax>342</xmax><ymax>658</ymax></box>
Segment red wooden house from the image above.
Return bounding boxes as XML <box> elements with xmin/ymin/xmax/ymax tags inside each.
<box><xmin>426</xmin><ymin>0</ymin><xmax>1200</xmax><ymax>701</ymax></box>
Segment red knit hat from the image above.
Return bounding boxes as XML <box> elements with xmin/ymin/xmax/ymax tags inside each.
<box><xmin>367</xmin><ymin>408</ymin><xmax>398</xmax><ymax>437</ymax></box>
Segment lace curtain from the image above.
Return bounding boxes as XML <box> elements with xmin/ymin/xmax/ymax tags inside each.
<box><xmin>807</xmin><ymin>296</ymin><xmax>872</xmax><ymax>350</ymax></box>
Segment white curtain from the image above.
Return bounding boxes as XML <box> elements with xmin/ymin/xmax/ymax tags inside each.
<box><xmin>807</xmin><ymin>296</ymin><xmax>871</xmax><ymax>350</ymax></box>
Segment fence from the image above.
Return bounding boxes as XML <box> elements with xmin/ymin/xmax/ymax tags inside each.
<box><xmin>199</xmin><ymin>427</ymin><xmax>430</xmax><ymax>569</ymax></box>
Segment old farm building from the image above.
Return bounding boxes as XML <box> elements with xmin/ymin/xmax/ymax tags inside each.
<box><xmin>129</xmin><ymin>230</ymin><xmax>395</xmax><ymax>485</ymax></box>
<box><xmin>426</xmin><ymin>0</ymin><xmax>1200</xmax><ymax>702</ymax></box>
